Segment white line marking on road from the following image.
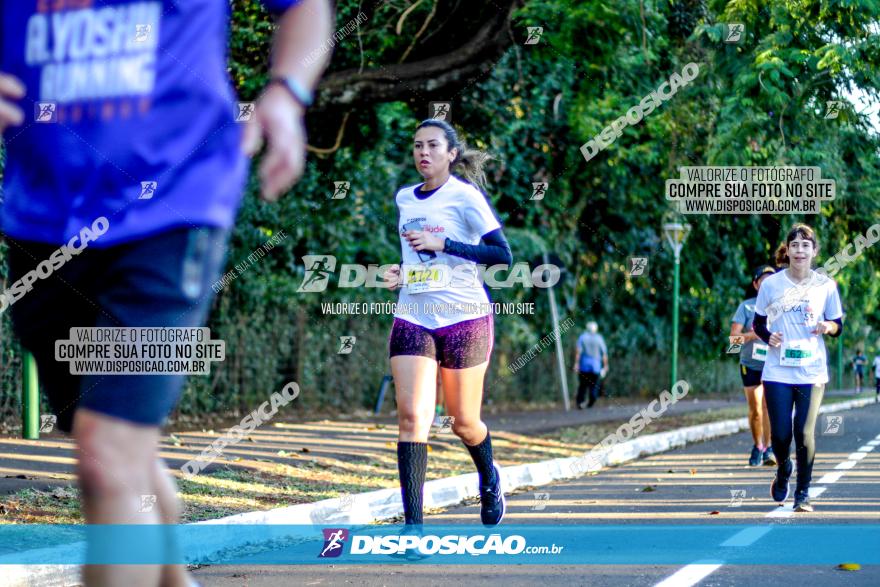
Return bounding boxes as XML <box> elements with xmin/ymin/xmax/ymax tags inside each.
<box><xmin>817</xmin><ymin>471</ymin><xmax>844</xmax><ymax>484</ymax></box>
<box><xmin>653</xmin><ymin>563</ymin><xmax>724</xmax><ymax>587</ymax></box>
<box><xmin>766</xmin><ymin>504</ymin><xmax>793</xmax><ymax>518</ymax></box>
<box><xmin>721</xmin><ymin>526</ymin><xmax>772</xmax><ymax>547</ymax></box>
<box><xmin>655</xmin><ymin>411</ymin><xmax>875</xmax><ymax>587</ymax></box>
<box><xmin>766</xmin><ymin>487</ymin><xmax>826</xmax><ymax>518</ymax></box>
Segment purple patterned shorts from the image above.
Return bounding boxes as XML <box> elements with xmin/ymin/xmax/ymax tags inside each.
<box><xmin>389</xmin><ymin>315</ymin><xmax>494</xmax><ymax>369</ymax></box>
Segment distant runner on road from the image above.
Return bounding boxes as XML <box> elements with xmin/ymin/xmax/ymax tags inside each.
<box><xmin>730</xmin><ymin>265</ymin><xmax>776</xmax><ymax>467</ymax></box>
<box><xmin>852</xmin><ymin>349</ymin><xmax>867</xmax><ymax>393</ymax></box>
<box><xmin>873</xmin><ymin>354</ymin><xmax>880</xmax><ymax>402</ymax></box>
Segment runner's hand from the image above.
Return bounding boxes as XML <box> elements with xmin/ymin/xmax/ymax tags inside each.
<box><xmin>812</xmin><ymin>321</ymin><xmax>834</xmax><ymax>336</ymax></box>
<box><xmin>404</xmin><ymin>230</ymin><xmax>445</xmax><ymax>252</ymax></box>
<box><xmin>769</xmin><ymin>332</ymin><xmax>784</xmax><ymax>347</ymax></box>
<box><xmin>382</xmin><ymin>264</ymin><xmax>402</xmax><ymax>290</ymax></box>
<box><xmin>0</xmin><ymin>73</ymin><xmax>25</xmax><ymax>134</ymax></box>
<box><xmin>242</xmin><ymin>83</ymin><xmax>306</xmax><ymax>202</ymax></box>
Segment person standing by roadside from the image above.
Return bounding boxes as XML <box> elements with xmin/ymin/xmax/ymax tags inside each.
<box><xmin>573</xmin><ymin>321</ymin><xmax>608</xmax><ymax>409</ymax></box>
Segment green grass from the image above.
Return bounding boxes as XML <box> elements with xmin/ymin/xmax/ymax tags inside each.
<box><xmin>0</xmin><ymin>487</ymin><xmax>82</xmax><ymax>524</ymax></box>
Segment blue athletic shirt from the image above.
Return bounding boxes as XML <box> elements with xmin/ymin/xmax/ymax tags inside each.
<box><xmin>0</xmin><ymin>0</ymin><xmax>300</xmax><ymax>247</ymax></box>
<box><xmin>576</xmin><ymin>331</ymin><xmax>606</xmax><ymax>373</ymax></box>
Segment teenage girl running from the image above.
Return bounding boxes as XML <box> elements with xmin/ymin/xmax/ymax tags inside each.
<box><xmin>730</xmin><ymin>265</ymin><xmax>776</xmax><ymax>466</ymax></box>
<box><xmin>754</xmin><ymin>224</ymin><xmax>844</xmax><ymax>512</ymax></box>
<box><xmin>382</xmin><ymin>119</ymin><xmax>512</xmax><ymax>536</ymax></box>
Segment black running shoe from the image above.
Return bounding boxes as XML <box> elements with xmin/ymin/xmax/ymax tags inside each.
<box><xmin>770</xmin><ymin>458</ymin><xmax>793</xmax><ymax>503</ymax></box>
<box><xmin>749</xmin><ymin>446</ymin><xmax>762</xmax><ymax>467</ymax></box>
<box><xmin>793</xmin><ymin>489</ymin><xmax>813</xmax><ymax>512</ymax></box>
<box><xmin>762</xmin><ymin>447</ymin><xmax>776</xmax><ymax>466</ymax></box>
<box><xmin>480</xmin><ymin>464</ymin><xmax>505</xmax><ymax>526</ymax></box>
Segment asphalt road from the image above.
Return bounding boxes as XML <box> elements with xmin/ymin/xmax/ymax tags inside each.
<box><xmin>0</xmin><ymin>397</ymin><xmax>735</xmax><ymax>495</ymax></box>
<box><xmin>193</xmin><ymin>402</ymin><xmax>880</xmax><ymax>587</ymax></box>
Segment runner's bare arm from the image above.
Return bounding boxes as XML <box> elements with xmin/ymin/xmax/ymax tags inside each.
<box><xmin>243</xmin><ymin>0</ymin><xmax>333</xmax><ymax>201</ymax></box>
<box><xmin>729</xmin><ymin>322</ymin><xmax>758</xmax><ymax>342</ymax></box>
<box><xmin>0</xmin><ymin>73</ymin><xmax>25</xmax><ymax>134</ymax></box>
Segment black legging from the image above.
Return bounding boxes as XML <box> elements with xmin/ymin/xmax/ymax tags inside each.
<box><xmin>576</xmin><ymin>372</ymin><xmax>601</xmax><ymax>405</ymax></box>
<box><xmin>763</xmin><ymin>381</ymin><xmax>825</xmax><ymax>491</ymax></box>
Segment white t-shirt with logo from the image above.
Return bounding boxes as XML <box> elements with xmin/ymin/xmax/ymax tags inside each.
<box><xmin>755</xmin><ymin>269</ymin><xmax>843</xmax><ymax>385</ymax></box>
<box><xmin>393</xmin><ymin>175</ymin><xmax>502</xmax><ymax>329</ymax></box>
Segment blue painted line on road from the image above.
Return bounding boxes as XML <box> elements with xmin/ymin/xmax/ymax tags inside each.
<box><xmin>0</xmin><ymin>524</ymin><xmax>878</xmax><ymax>565</ymax></box>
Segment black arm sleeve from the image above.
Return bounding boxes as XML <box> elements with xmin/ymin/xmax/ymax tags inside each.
<box><xmin>753</xmin><ymin>313</ymin><xmax>771</xmax><ymax>344</ymax></box>
<box><xmin>828</xmin><ymin>317</ymin><xmax>844</xmax><ymax>338</ymax></box>
<box><xmin>753</xmin><ymin>314</ymin><xmax>844</xmax><ymax>342</ymax></box>
<box><xmin>442</xmin><ymin>228</ymin><xmax>513</xmax><ymax>266</ymax></box>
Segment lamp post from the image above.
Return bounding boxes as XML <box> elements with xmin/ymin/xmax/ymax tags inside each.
<box><xmin>663</xmin><ymin>222</ymin><xmax>691</xmax><ymax>390</ymax></box>
<box><xmin>22</xmin><ymin>349</ymin><xmax>40</xmax><ymax>440</ymax></box>
<box><xmin>542</xmin><ymin>252</ymin><xmax>570</xmax><ymax>411</ymax></box>
<box><xmin>837</xmin><ymin>318</ymin><xmax>844</xmax><ymax>391</ymax></box>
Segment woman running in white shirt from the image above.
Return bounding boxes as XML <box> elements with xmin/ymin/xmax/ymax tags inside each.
<box><xmin>382</xmin><ymin>119</ymin><xmax>512</xmax><ymax>536</ymax></box>
<box><xmin>753</xmin><ymin>224</ymin><xmax>844</xmax><ymax>512</ymax></box>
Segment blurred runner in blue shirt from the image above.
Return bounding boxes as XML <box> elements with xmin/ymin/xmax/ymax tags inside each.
<box><xmin>0</xmin><ymin>1</ymin><xmax>332</xmax><ymax>585</ymax></box>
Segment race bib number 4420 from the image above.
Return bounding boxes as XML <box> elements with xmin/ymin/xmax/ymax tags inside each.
<box><xmin>403</xmin><ymin>263</ymin><xmax>451</xmax><ymax>294</ymax></box>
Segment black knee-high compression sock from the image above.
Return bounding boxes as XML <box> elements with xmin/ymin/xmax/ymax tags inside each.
<box><xmin>464</xmin><ymin>429</ymin><xmax>497</xmax><ymax>487</ymax></box>
<box><xmin>397</xmin><ymin>442</ymin><xmax>427</xmax><ymax>525</ymax></box>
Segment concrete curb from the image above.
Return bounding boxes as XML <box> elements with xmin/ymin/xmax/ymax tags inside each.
<box><xmin>6</xmin><ymin>396</ymin><xmax>874</xmax><ymax>586</ymax></box>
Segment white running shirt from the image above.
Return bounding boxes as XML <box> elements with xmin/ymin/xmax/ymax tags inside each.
<box><xmin>874</xmin><ymin>356</ymin><xmax>880</xmax><ymax>378</ymax></box>
<box><xmin>755</xmin><ymin>269</ymin><xmax>843</xmax><ymax>385</ymax></box>
<box><xmin>393</xmin><ymin>175</ymin><xmax>502</xmax><ymax>329</ymax></box>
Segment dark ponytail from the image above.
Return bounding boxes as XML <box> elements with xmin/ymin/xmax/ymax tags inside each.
<box><xmin>774</xmin><ymin>242</ymin><xmax>789</xmax><ymax>267</ymax></box>
<box><xmin>416</xmin><ymin>119</ymin><xmax>493</xmax><ymax>192</ymax></box>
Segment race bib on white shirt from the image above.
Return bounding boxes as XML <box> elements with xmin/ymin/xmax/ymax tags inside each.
<box><xmin>752</xmin><ymin>343</ymin><xmax>768</xmax><ymax>362</ymax></box>
<box><xmin>402</xmin><ymin>262</ymin><xmax>451</xmax><ymax>295</ymax></box>
<box><xmin>754</xmin><ymin>270</ymin><xmax>842</xmax><ymax>384</ymax></box>
<box><xmin>780</xmin><ymin>338</ymin><xmax>818</xmax><ymax>367</ymax></box>
<box><xmin>393</xmin><ymin>175</ymin><xmax>502</xmax><ymax>329</ymax></box>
